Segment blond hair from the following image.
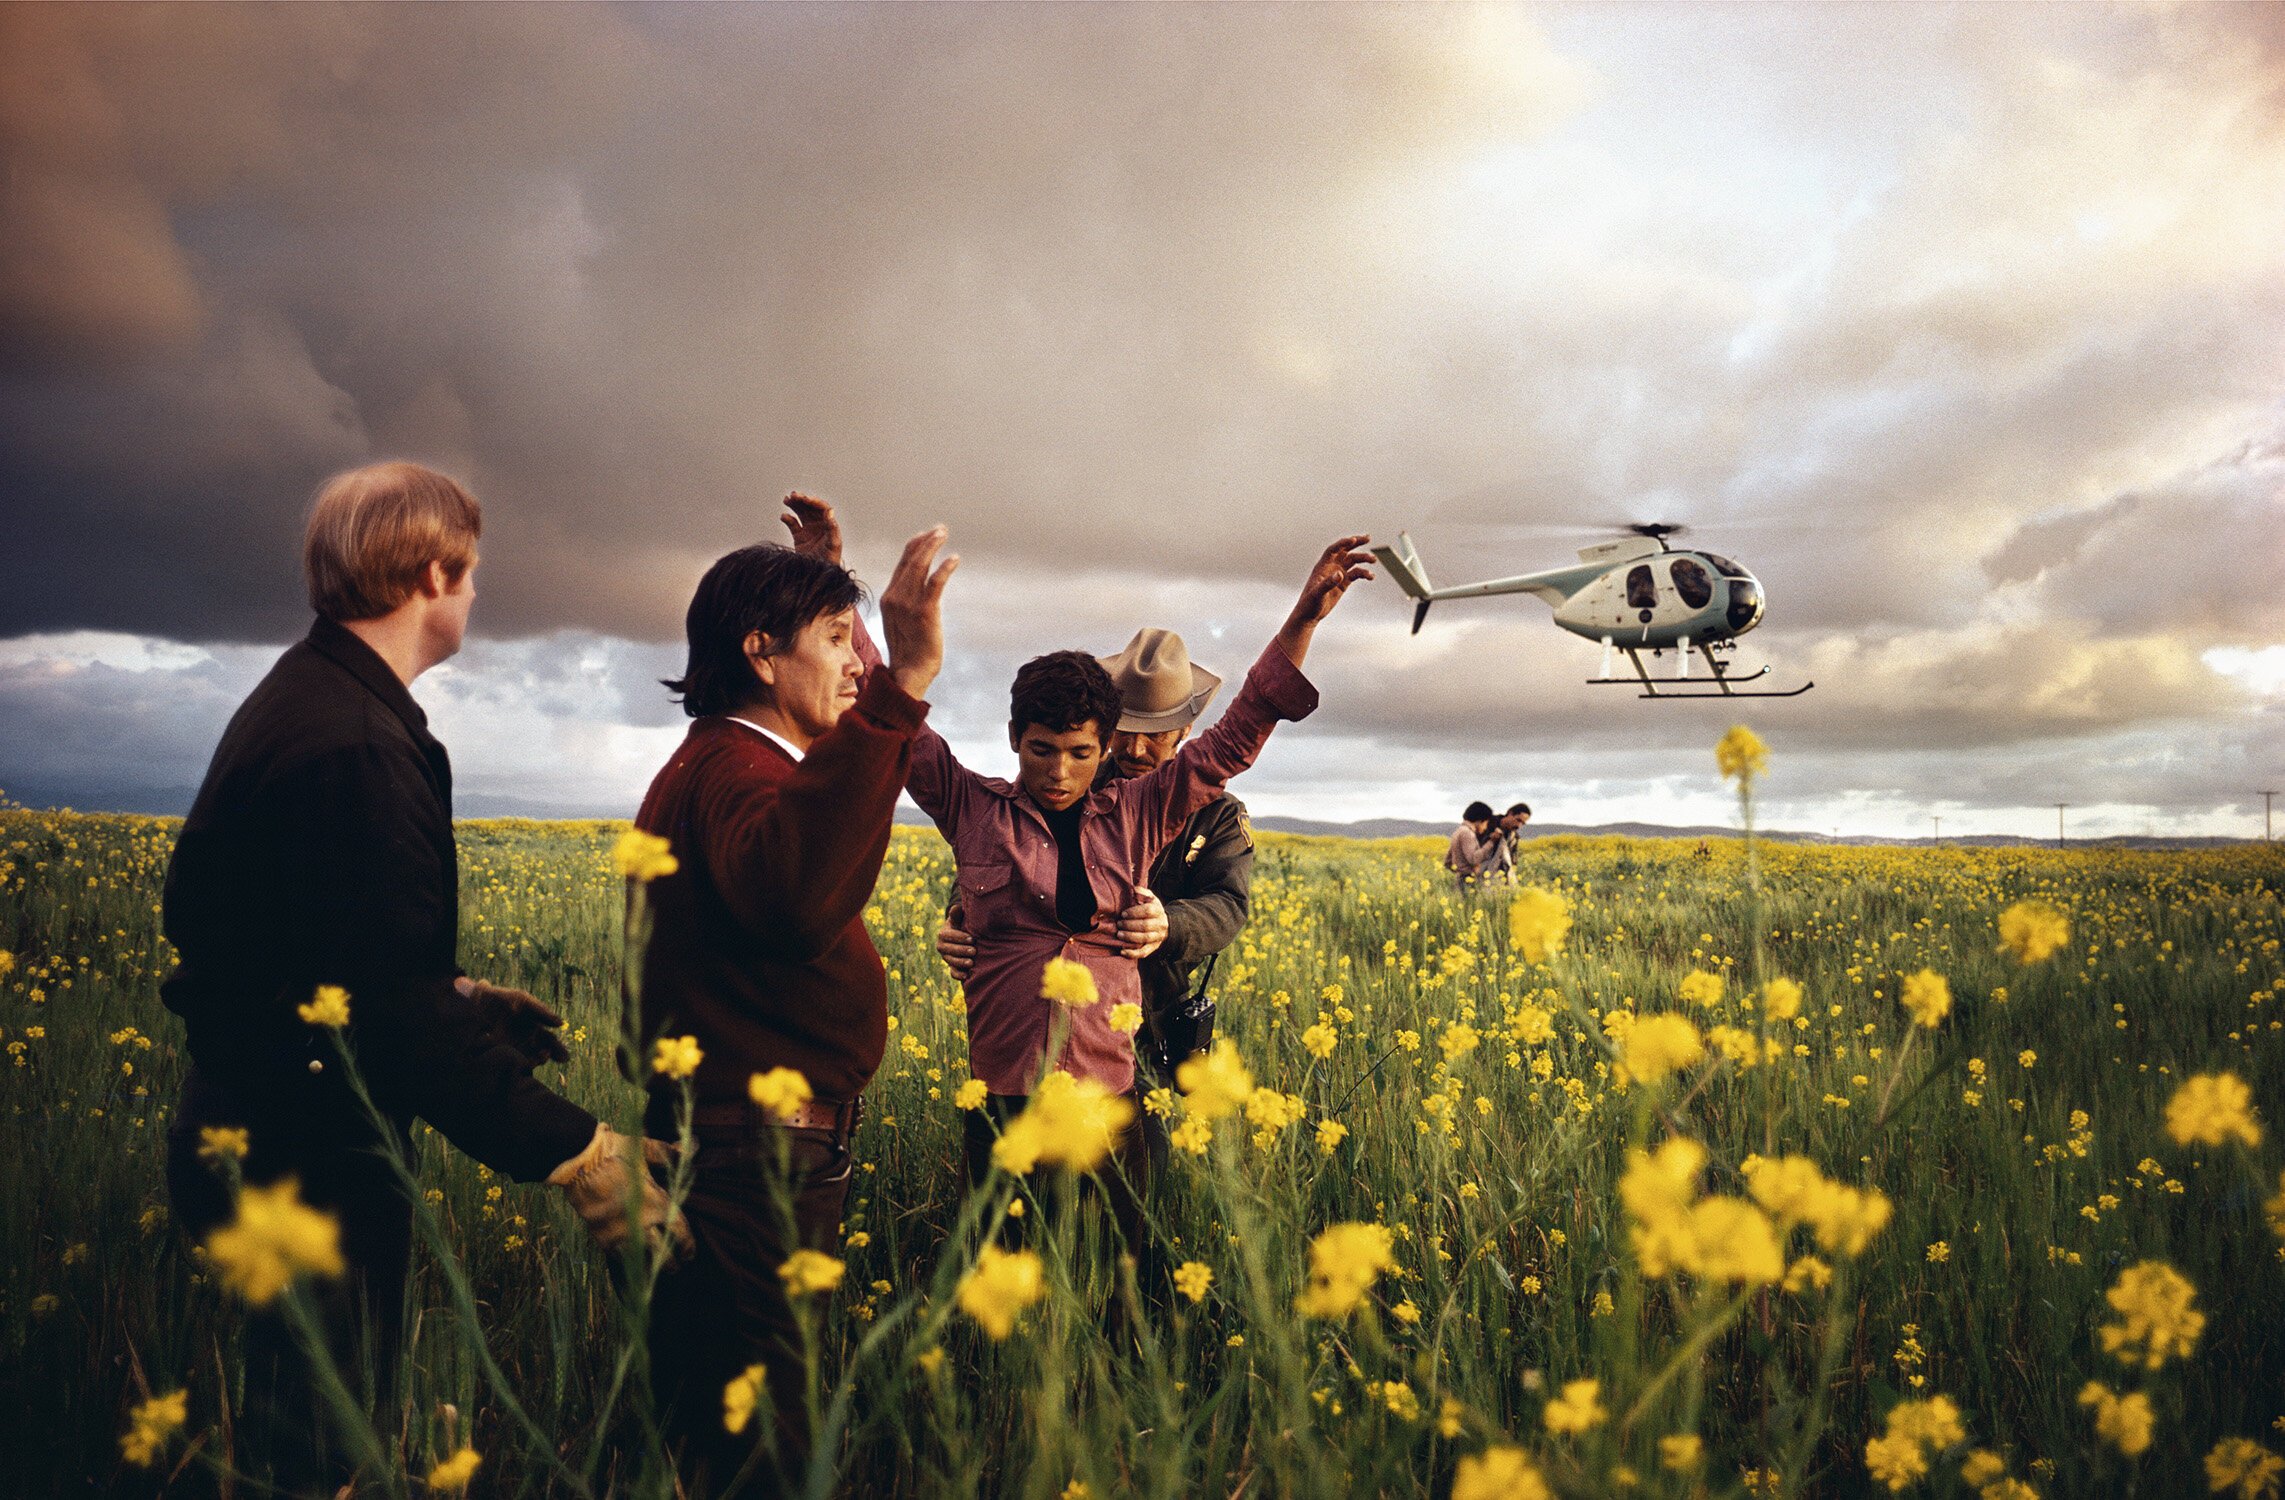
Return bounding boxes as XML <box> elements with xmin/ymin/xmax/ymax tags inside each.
<box><xmin>302</xmin><ymin>462</ymin><xmax>482</xmax><ymax>622</ymax></box>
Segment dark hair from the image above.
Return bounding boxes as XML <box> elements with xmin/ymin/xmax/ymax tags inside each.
<box><xmin>1506</xmin><ymin>802</ymin><xmax>1532</xmax><ymax>818</ymax></box>
<box><xmin>1010</xmin><ymin>651</ymin><xmax>1122</xmax><ymax>742</ymax></box>
<box><xmin>664</xmin><ymin>543</ymin><xmax>864</xmax><ymax>718</ymax></box>
<box><xmin>1463</xmin><ymin>801</ymin><xmax>1495</xmax><ymax>824</ymax></box>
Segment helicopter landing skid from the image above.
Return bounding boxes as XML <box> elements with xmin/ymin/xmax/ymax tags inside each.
<box><xmin>1588</xmin><ymin>643</ymin><xmax>1814</xmax><ymax>700</ymax></box>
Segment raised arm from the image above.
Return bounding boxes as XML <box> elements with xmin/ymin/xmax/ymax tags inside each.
<box><xmin>1125</xmin><ymin>535</ymin><xmax>1373</xmax><ymax>843</ymax></box>
<box><xmin>790</xmin><ymin>491</ymin><xmax>977</xmax><ymax>837</ymax></box>
<box><xmin>700</xmin><ymin>523</ymin><xmax>956</xmax><ymax>956</ymax></box>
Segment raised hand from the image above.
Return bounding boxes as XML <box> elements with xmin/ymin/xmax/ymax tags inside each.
<box><xmin>879</xmin><ymin>525</ymin><xmax>959</xmax><ymax>700</ymax></box>
<box><xmin>1273</xmin><ymin>534</ymin><xmax>1374</xmax><ymax>668</ymax></box>
<box><xmin>781</xmin><ymin>491</ymin><xmax>843</xmax><ymax>563</ymax></box>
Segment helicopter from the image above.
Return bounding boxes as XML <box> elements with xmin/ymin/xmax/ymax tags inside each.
<box><xmin>1370</xmin><ymin>523</ymin><xmax>1813</xmax><ymax>700</ymax></box>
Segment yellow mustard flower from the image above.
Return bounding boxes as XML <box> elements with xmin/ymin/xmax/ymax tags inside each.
<box><xmin>1315</xmin><ymin>1119</ymin><xmax>1349</xmax><ymax>1155</ymax></box>
<box><xmin>954</xmin><ymin>1078</ymin><xmax>990</xmax><ymax>1111</ymax></box>
<box><xmin>1621</xmin><ymin>1014</ymin><xmax>1704</xmax><ymax>1084</ymax></box>
<box><xmin>1659</xmin><ymin>1433</ymin><xmax>1704</xmax><ymax>1471</ymax></box>
<box><xmin>118</xmin><ymin>1390</ymin><xmax>188</xmax><ymax>1467</ymax></box>
<box><xmin>205</xmin><ymin>1178</ymin><xmax>345</xmax><ymax>1305</ymax></box>
<box><xmin>778</xmin><ymin>1249</ymin><xmax>846</xmax><ymax>1296</ymax></box>
<box><xmin>723</xmin><ymin>1364</ymin><xmax>766</xmax><ymax>1434</ymax></box>
<box><xmin>1996</xmin><ymin>900</ymin><xmax>2069</xmax><ymax>963</ymax></box>
<box><xmin>425</xmin><ymin>1446</ymin><xmax>481</xmax><ymax>1492</ymax></box>
<box><xmin>2098</xmin><ymin>1260</ymin><xmax>2204</xmax><ymax>1371</ymax></box>
<box><xmin>1715</xmin><ymin>723</ymin><xmax>1768</xmax><ymax>784</ymax></box>
<box><xmin>1300</xmin><ymin>1021</ymin><xmax>1338</xmax><ymax>1058</ymax></box>
<box><xmin>611</xmin><ymin>829</ymin><xmax>678</xmax><ymax>882</ymax></box>
<box><xmin>1865</xmin><ymin>1432</ymin><xmax>1929</xmax><ymax>1491</ymax></box>
<box><xmin>1452</xmin><ymin>1445</ymin><xmax>1551</xmax><ymax>1500</ymax></box>
<box><xmin>297</xmin><ymin>984</ymin><xmax>351</xmax><ymax>1028</ymax></box>
<box><xmin>2164</xmin><ymin>1072</ymin><xmax>2263</xmax><ymax>1149</ymax></box>
<box><xmin>1108</xmin><ymin>1002</ymin><xmax>1143</xmax><ymax>1035</ymax></box>
<box><xmin>1508</xmin><ymin>887</ymin><xmax>1572</xmax><ymax>964</ymax></box>
<box><xmin>1960</xmin><ymin>1451</ymin><xmax>2007</xmax><ymax>1486</ymax></box>
<box><xmin>652</xmin><ymin>1034</ymin><xmax>703</xmax><ymax>1080</ymax></box>
<box><xmin>1760</xmin><ymin>976</ymin><xmax>1805</xmax><ymax>1021</ymax></box>
<box><xmin>197</xmin><ymin>1126</ymin><xmax>250</xmax><ymax>1162</ymax></box>
<box><xmin>1176</xmin><ymin>1038</ymin><xmax>1255</xmax><ymax>1119</ymax></box>
<box><xmin>990</xmin><ymin>1072</ymin><xmax>1134</xmax><ymax>1175</ymax></box>
<box><xmin>2205</xmin><ymin>1437</ymin><xmax>2285</xmax><ymax>1499</ymax></box>
<box><xmin>1678</xmin><ymin>970</ymin><xmax>1724</xmax><ymax>1008</ymax></box>
<box><xmin>1039</xmin><ymin>957</ymin><xmax>1099</xmax><ymax>1008</ymax></box>
<box><xmin>1542</xmin><ymin>1378</ymin><xmax>1607</xmax><ymax>1435</ymax></box>
<box><xmin>748</xmin><ymin>1066</ymin><xmax>813</xmax><ymax>1120</ymax></box>
<box><xmin>2078</xmin><ymin>1381</ymin><xmax>2154</xmax><ymax>1456</ymax></box>
<box><xmin>1172</xmin><ymin>1261</ymin><xmax>1213</xmax><ymax>1303</ymax></box>
<box><xmin>1900</xmin><ymin>970</ymin><xmax>1951</xmax><ymax>1029</ymax></box>
<box><xmin>1293</xmin><ymin>1221</ymin><xmax>1396</xmax><ymax>1319</ymax></box>
<box><xmin>957</xmin><ymin>1244</ymin><xmax>1045</xmax><ymax>1340</ymax></box>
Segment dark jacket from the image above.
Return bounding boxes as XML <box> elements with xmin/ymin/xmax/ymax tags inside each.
<box><xmin>160</xmin><ymin>617</ymin><xmax>596</xmax><ymax>1183</ymax></box>
<box><xmin>1137</xmin><ymin>791</ymin><xmax>1254</xmax><ymax>1019</ymax></box>
<box><xmin>631</xmin><ymin>668</ymin><xmax>929</xmax><ymax>1120</ymax></box>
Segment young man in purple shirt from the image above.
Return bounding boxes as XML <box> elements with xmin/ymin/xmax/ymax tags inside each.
<box><xmin>879</xmin><ymin>535</ymin><xmax>1372</xmax><ymax>1248</ymax></box>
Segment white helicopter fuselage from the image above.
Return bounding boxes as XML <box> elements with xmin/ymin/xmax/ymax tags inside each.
<box><xmin>1370</xmin><ymin>529</ymin><xmax>1803</xmax><ymax>698</ymax></box>
<box><xmin>1549</xmin><ymin>538</ymin><xmax>1765</xmax><ymax>649</ymax></box>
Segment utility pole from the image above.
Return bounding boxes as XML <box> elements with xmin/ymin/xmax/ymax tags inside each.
<box><xmin>1930</xmin><ymin>815</ymin><xmax>1941</xmax><ymax>846</ymax></box>
<box><xmin>2264</xmin><ymin>791</ymin><xmax>2277</xmax><ymax>842</ymax></box>
<box><xmin>2055</xmin><ymin>803</ymin><xmax>2068</xmax><ymax>850</ymax></box>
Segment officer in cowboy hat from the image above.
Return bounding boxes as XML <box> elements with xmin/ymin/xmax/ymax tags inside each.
<box><xmin>938</xmin><ymin>625</ymin><xmax>1255</xmax><ymax>1093</ymax></box>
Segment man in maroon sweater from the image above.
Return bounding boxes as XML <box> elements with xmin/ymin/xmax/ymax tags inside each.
<box><xmin>633</xmin><ymin>495</ymin><xmax>954</xmax><ymax>1492</ymax></box>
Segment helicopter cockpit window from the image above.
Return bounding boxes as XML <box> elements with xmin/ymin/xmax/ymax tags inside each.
<box><xmin>1625</xmin><ymin>564</ymin><xmax>1657</xmax><ymax>609</ymax></box>
<box><xmin>1669</xmin><ymin>557</ymin><xmax>1713</xmax><ymax>608</ymax></box>
<box><xmin>1701</xmin><ymin>553</ymin><xmax>1745</xmax><ymax>578</ymax></box>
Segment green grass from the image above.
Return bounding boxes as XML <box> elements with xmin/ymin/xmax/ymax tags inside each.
<box><xmin>2</xmin><ymin>808</ymin><xmax>2281</xmax><ymax>1496</ymax></box>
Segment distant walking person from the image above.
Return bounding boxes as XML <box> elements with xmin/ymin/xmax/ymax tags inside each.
<box><xmin>160</xmin><ymin>462</ymin><xmax>672</xmax><ymax>1490</ymax></box>
<box><xmin>1445</xmin><ymin>801</ymin><xmax>1499</xmax><ymax>888</ymax></box>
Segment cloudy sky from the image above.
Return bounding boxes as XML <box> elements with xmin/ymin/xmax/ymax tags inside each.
<box><xmin>3</xmin><ymin>3</ymin><xmax>2281</xmax><ymax>839</ymax></box>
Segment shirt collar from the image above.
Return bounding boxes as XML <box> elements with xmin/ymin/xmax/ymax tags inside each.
<box><xmin>304</xmin><ymin>615</ymin><xmax>435</xmax><ymax>746</ymax></box>
<box><xmin>727</xmin><ymin>715</ymin><xmax>806</xmax><ymax>763</ymax></box>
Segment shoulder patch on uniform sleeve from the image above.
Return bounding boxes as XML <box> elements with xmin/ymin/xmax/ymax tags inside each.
<box><xmin>1236</xmin><ymin>805</ymin><xmax>1253</xmax><ymax>852</ymax></box>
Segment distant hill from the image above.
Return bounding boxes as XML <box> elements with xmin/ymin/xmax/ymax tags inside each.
<box><xmin>4</xmin><ymin>785</ymin><xmax>2259</xmax><ymax>851</ymax></box>
<box><xmin>1245</xmin><ymin>815</ymin><xmax>2252</xmax><ymax>852</ymax></box>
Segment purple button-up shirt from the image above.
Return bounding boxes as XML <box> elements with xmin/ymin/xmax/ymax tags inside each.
<box><xmin>900</xmin><ymin>642</ymin><xmax>1317</xmax><ymax>1095</ymax></box>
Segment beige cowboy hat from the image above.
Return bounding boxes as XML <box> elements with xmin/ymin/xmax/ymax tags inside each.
<box><xmin>1097</xmin><ymin>628</ymin><xmax>1222</xmax><ymax>733</ymax></box>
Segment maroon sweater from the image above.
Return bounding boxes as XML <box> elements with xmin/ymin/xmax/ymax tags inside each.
<box><xmin>632</xmin><ymin>669</ymin><xmax>928</xmax><ymax>1116</ymax></box>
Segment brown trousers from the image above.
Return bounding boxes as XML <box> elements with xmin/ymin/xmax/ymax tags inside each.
<box><xmin>648</xmin><ymin>1121</ymin><xmax>853</xmax><ymax>1497</ymax></box>
<box><xmin>960</xmin><ymin>1091</ymin><xmax>1165</xmax><ymax>1301</ymax></box>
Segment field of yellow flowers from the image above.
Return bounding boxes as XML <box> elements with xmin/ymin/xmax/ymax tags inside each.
<box><xmin>2</xmin><ymin>743</ymin><xmax>2282</xmax><ymax>1498</ymax></box>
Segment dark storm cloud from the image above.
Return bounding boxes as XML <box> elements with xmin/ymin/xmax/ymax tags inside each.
<box><xmin>2</xmin><ymin>2</ymin><xmax>2281</xmax><ymax>833</ymax></box>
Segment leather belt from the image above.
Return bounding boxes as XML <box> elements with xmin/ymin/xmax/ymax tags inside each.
<box><xmin>773</xmin><ymin>1097</ymin><xmax>861</xmax><ymax>1134</ymax></box>
<box><xmin>684</xmin><ymin>1094</ymin><xmax>861</xmax><ymax>1142</ymax></box>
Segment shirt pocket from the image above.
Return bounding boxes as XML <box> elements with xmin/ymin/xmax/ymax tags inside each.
<box><xmin>956</xmin><ymin>860</ymin><xmax>1017</xmax><ymax>934</ymax></box>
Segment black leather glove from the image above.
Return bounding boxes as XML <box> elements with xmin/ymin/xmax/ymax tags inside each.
<box><xmin>457</xmin><ymin>977</ymin><xmax>572</xmax><ymax>1067</ymax></box>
